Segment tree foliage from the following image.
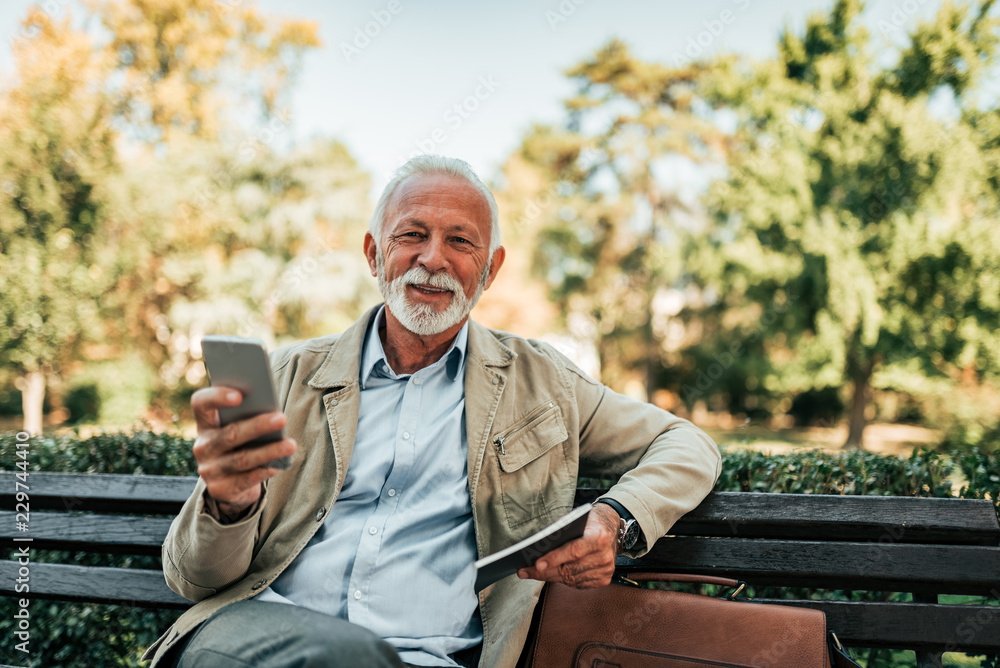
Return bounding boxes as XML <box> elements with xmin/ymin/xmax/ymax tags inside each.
<box><xmin>504</xmin><ymin>3</ymin><xmax>1000</xmax><ymax>448</ymax></box>
<box><xmin>699</xmin><ymin>0</ymin><xmax>1000</xmax><ymax>446</ymax></box>
<box><xmin>0</xmin><ymin>10</ymin><xmax>118</xmax><ymax>434</ymax></box>
<box><xmin>89</xmin><ymin>0</ymin><xmax>320</xmax><ymax>143</ymax></box>
<box><xmin>0</xmin><ymin>1</ymin><xmax>377</xmax><ymax>430</ymax></box>
<box><xmin>500</xmin><ymin>40</ymin><xmax>725</xmax><ymax>397</ymax></box>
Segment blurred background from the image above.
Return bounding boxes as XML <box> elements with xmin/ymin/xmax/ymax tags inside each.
<box><xmin>2</xmin><ymin>3</ymin><xmax>1000</xmax><ymax>666</ymax></box>
<box><xmin>1</xmin><ymin>0</ymin><xmax>999</xmax><ymax>454</ymax></box>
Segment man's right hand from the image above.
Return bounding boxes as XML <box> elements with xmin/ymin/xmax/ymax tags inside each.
<box><xmin>190</xmin><ymin>387</ymin><xmax>297</xmax><ymax>517</ymax></box>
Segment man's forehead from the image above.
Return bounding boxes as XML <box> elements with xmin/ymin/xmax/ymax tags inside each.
<box><xmin>388</xmin><ymin>173</ymin><xmax>491</xmax><ymax>223</ymax></box>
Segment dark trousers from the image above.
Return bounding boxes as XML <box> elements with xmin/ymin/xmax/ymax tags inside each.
<box><xmin>168</xmin><ymin>600</ymin><xmax>407</xmax><ymax>667</ymax></box>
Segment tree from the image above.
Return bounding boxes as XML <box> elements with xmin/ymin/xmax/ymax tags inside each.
<box><xmin>500</xmin><ymin>41</ymin><xmax>725</xmax><ymax>399</ymax></box>
<box><xmin>89</xmin><ymin>0</ymin><xmax>320</xmax><ymax>144</ymax></box>
<box><xmin>107</xmin><ymin>138</ymin><xmax>377</xmax><ymax>396</ymax></box>
<box><xmin>0</xmin><ymin>10</ymin><xmax>118</xmax><ymax>434</ymax></box>
<box><xmin>698</xmin><ymin>0</ymin><xmax>1000</xmax><ymax>447</ymax></box>
<box><xmin>0</xmin><ymin>0</ymin><xmax>322</xmax><ymax>431</ymax></box>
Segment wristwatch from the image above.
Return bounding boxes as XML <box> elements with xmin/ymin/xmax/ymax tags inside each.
<box><xmin>595</xmin><ymin>498</ymin><xmax>641</xmax><ymax>553</ymax></box>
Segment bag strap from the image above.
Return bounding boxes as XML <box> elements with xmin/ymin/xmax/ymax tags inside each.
<box><xmin>620</xmin><ymin>572</ymin><xmax>743</xmax><ymax>588</ymax></box>
<box><xmin>828</xmin><ymin>632</ymin><xmax>863</xmax><ymax>668</ymax></box>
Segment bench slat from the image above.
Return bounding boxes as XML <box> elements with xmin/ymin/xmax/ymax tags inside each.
<box><xmin>0</xmin><ymin>561</ymin><xmax>190</xmax><ymax>608</ymax></box>
<box><xmin>0</xmin><ymin>512</ymin><xmax>170</xmax><ymax>554</ymax></box>
<box><xmin>756</xmin><ymin>599</ymin><xmax>1000</xmax><ymax>654</ymax></box>
<box><xmin>6</xmin><ymin>473</ymin><xmax>999</xmax><ymax>546</ymax></box>
<box><xmin>0</xmin><ymin>472</ymin><xmax>197</xmax><ymax>514</ymax></box>
<box><xmin>620</xmin><ymin>536</ymin><xmax>1000</xmax><ymax>595</ymax></box>
<box><xmin>578</xmin><ymin>489</ymin><xmax>1000</xmax><ymax>545</ymax></box>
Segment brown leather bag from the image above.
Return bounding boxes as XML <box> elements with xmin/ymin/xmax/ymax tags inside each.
<box><xmin>522</xmin><ymin>573</ymin><xmax>861</xmax><ymax>668</ymax></box>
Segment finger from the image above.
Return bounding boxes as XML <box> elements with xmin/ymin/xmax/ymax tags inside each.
<box><xmin>517</xmin><ymin>537</ymin><xmax>600</xmax><ymax>581</ymax></box>
<box><xmin>518</xmin><ymin>549</ymin><xmax>615</xmax><ymax>587</ymax></box>
<box><xmin>523</xmin><ymin>549</ymin><xmax>612</xmax><ymax>583</ymax></box>
<box><xmin>191</xmin><ymin>387</ymin><xmax>242</xmax><ymax>432</ymax></box>
<box><xmin>529</xmin><ymin>511</ymin><xmax>616</xmax><ymax>573</ymax></box>
<box><xmin>200</xmin><ymin>437</ymin><xmax>296</xmax><ymax>478</ymax></box>
<box><xmin>556</xmin><ymin>554</ymin><xmax>615</xmax><ymax>587</ymax></box>
<box><xmin>198</xmin><ymin>411</ymin><xmax>287</xmax><ymax>462</ymax></box>
<box><xmin>538</xmin><ymin>535</ymin><xmax>600</xmax><ymax>574</ymax></box>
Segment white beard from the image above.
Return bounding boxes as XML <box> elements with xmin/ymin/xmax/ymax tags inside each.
<box><xmin>376</xmin><ymin>250</ymin><xmax>488</xmax><ymax>336</ymax></box>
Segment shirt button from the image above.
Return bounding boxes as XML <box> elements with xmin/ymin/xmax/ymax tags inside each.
<box><xmin>413</xmin><ymin>377</ymin><xmax>421</xmax><ymax>385</ymax></box>
<box><xmin>369</xmin><ymin>526</ymin><xmax>378</xmax><ymax>535</ymax></box>
<box><xmin>353</xmin><ymin>590</ymin><xmax>362</xmax><ymax>600</ymax></box>
<box><xmin>387</xmin><ymin>488</ymin><xmax>396</xmax><ymax>497</ymax></box>
<box><xmin>315</xmin><ymin>507</ymin><xmax>325</xmax><ymax>522</ymax></box>
<box><xmin>402</xmin><ymin>431</ymin><xmax>410</xmax><ymax>440</ymax></box>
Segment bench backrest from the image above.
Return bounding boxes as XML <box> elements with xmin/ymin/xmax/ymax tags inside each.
<box><xmin>3</xmin><ymin>472</ymin><xmax>999</xmax><ymax>655</ymax></box>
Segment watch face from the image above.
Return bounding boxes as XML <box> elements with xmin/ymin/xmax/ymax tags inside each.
<box><xmin>622</xmin><ymin>519</ymin><xmax>640</xmax><ymax>550</ymax></box>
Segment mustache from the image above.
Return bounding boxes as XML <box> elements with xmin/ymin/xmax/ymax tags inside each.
<box><xmin>395</xmin><ymin>266</ymin><xmax>464</xmax><ymax>293</ymax></box>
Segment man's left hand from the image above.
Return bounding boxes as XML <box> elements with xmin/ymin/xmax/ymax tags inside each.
<box><xmin>516</xmin><ymin>502</ymin><xmax>619</xmax><ymax>588</ymax></box>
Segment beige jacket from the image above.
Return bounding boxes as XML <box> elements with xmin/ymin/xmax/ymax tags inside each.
<box><xmin>145</xmin><ymin>306</ymin><xmax>721</xmax><ymax>667</ymax></box>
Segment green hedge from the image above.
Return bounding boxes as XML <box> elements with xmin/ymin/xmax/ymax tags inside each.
<box><xmin>0</xmin><ymin>431</ymin><xmax>197</xmax><ymax>667</ymax></box>
<box><xmin>1</xmin><ymin>431</ymin><xmax>998</xmax><ymax>667</ymax></box>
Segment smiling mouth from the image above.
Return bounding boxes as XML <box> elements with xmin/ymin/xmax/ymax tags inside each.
<box><xmin>410</xmin><ymin>283</ymin><xmax>452</xmax><ymax>295</ymax></box>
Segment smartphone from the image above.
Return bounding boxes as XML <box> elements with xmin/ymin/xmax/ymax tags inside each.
<box><xmin>201</xmin><ymin>335</ymin><xmax>292</xmax><ymax>470</ymax></box>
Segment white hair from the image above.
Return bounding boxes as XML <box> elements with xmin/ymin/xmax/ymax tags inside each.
<box><xmin>369</xmin><ymin>155</ymin><xmax>502</xmax><ymax>256</ymax></box>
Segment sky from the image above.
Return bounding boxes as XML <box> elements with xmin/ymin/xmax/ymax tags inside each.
<box><xmin>1</xmin><ymin>0</ymin><xmax>946</xmax><ymax>191</ymax></box>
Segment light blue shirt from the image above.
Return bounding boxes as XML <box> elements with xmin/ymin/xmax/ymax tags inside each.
<box><xmin>256</xmin><ymin>307</ymin><xmax>481</xmax><ymax>667</ymax></box>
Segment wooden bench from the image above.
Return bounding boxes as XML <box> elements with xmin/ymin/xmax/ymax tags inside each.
<box><xmin>2</xmin><ymin>472</ymin><xmax>999</xmax><ymax>666</ymax></box>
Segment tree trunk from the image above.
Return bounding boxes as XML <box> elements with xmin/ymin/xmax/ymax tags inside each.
<box><xmin>21</xmin><ymin>370</ymin><xmax>46</xmax><ymax>435</ymax></box>
<box><xmin>844</xmin><ymin>364</ymin><xmax>871</xmax><ymax>449</ymax></box>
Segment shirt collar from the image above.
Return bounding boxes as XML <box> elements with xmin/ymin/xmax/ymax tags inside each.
<box><xmin>360</xmin><ymin>305</ymin><xmax>469</xmax><ymax>388</ymax></box>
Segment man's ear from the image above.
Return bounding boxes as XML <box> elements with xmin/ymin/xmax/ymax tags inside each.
<box><xmin>483</xmin><ymin>246</ymin><xmax>506</xmax><ymax>291</ymax></box>
<box><xmin>364</xmin><ymin>233</ymin><xmax>378</xmax><ymax>277</ymax></box>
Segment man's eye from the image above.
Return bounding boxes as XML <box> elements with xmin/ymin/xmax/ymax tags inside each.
<box><xmin>453</xmin><ymin>237</ymin><xmax>470</xmax><ymax>244</ymax></box>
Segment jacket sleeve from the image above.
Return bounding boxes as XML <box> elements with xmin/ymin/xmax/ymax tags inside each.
<box><xmin>547</xmin><ymin>347</ymin><xmax>721</xmax><ymax>557</ymax></box>
<box><xmin>162</xmin><ymin>482</ymin><xmax>267</xmax><ymax>601</ymax></box>
<box><xmin>162</xmin><ymin>345</ymin><xmax>296</xmax><ymax>601</ymax></box>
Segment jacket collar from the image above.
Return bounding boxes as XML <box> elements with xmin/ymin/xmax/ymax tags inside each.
<box><xmin>466</xmin><ymin>318</ymin><xmax>517</xmax><ymax>370</ymax></box>
<box><xmin>308</xmin><ymin>304</ymin><xmax>516</xmax><ymax>390</ymax></box>
<box><xmin>308</xmin><ymin>305</ymin><xmax>378</xmax><ymax>389</ymax></box>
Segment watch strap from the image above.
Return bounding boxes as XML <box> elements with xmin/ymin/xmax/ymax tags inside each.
<box><xmin>596</xmin><ymin>498</ymin><xmax>642</xmax><ymax>552</ymax></box>
<box><xmin>595</xmin><ymin>497</ymin><xmax>634</xmax><ymax>523</ymax></box>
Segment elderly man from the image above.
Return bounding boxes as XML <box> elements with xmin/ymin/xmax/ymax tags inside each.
<box><xmin>145</xmin><ymin>155</ymin><xmax>720</xmax><ymax>668</ymax></box>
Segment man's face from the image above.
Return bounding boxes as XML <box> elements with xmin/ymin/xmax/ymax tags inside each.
<box><xmin>365</xmin><ymin>172</ymin><xmax>504</xmax><ymax>337</ymax></box>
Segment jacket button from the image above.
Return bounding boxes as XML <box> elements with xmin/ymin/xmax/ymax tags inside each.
<box><xmin>492</xmin><ymin>376</ymin><xmax>499</xmax><ymax>385</ymax></box>
<box><xmin>252</xmin><ymin>579</ymin><xmax>266</xmax><ymax>590</ymax></box>
<box><xmin>316</xmin><ymin>507</ymin><xmax>325</xmax><ymax>521</ymax></box>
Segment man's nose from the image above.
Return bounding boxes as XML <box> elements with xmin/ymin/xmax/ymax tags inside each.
<box><xmin>416</xmin><ymin>235</ymin><xmax>448</xmax><ymax>273</ymax></box>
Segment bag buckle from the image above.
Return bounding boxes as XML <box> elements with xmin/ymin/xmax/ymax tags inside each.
<box><xmin>725</xmin><ymin>581</ymin><xmax>749</xmax><ymax>600</ymax></box>
<box><xmin>611</xmin><ymin>574</ymin><xmax>640</xmax><ymax>587</ymax></box>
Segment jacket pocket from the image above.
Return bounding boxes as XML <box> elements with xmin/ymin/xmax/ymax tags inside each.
<box><xmin>493</xmin><ymin>402</ymin><xmax>571</xmax><ymax>529</ymax></box>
